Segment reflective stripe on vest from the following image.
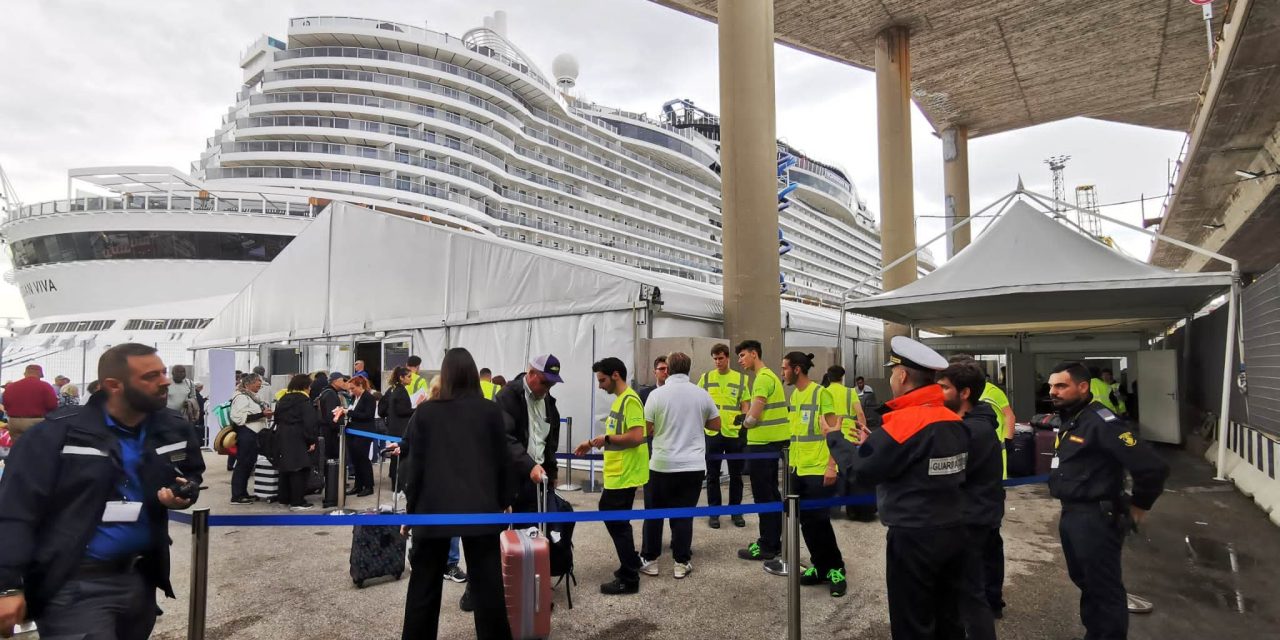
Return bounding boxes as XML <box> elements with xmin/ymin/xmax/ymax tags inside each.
<box><xmin>749</xmin><ymin>368</ymin><xmax>790</xmax><ymax>443</ymax></box>
<box><xmin>603</xmin><ymin>389</ymin><xmax>649</xmax><ymax>489</ymax></box>
<box><xmin>788</xmin><ymin>384</ymin><xmax>831</xmax><ymax>475</ymax></box>
<box><xmin>701</xmin><ymin>370</ymin><xmax>746</xmax><ymax>437</ymax></box>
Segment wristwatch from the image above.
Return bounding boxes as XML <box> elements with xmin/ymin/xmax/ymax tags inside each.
<box><xmin>603</xmin><ymin>434</ymin><xmax>612</xmax><ymax>446</ymax></box>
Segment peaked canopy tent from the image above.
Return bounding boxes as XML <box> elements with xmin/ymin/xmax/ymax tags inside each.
<box><xmin>192</xmin><ymin>202</ymin><xmax>882</xmax><ymax>448</ymax></box>
<box><xmin>841</xmin><ymin>190</ymin><xmax>1241</xmax><ymax>477</ymax></box>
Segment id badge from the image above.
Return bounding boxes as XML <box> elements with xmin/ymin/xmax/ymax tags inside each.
<box><xmin>103</xmin><ymin>501</ymin><xmax>143</xmax><ymax>523</ymax></box>
<box><xmin>1050</xmin><ymin>456</ymin><xmax>1060</xmax><ymax>470</ymax></box>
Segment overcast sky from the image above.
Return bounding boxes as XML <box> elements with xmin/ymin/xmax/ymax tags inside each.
<box><xmin>0</xmin><ymin>0</ymin><xmax>1185</xmax><ymax>321</ymax></box>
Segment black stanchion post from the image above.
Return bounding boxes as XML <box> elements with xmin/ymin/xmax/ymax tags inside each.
<box><xmin>331</xmin><ymin>420</ymin><xmax>355</xmax><ymax>515</ymax></box>
<box><xmin>786</xmin><ymin>493</ymin><xmax>801</xmax><ymax>640</ymax></box>
<box><xmin>768</xmin><ymin>446</ymin><xmax>793</xmax><ymax>577</ymax></box>
<box><xmin>187</xmin><ymin>508</ymin><xmax>210</xmax><ymax>640</ymax></box>
<box><xmin>557</xmin><ymin>417</ymin><xmax>581</xmax><ymax>492</ymax></box>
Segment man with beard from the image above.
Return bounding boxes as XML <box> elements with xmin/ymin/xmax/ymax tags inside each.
<box><xmin>937</xmin><ymin>362</ymin><xmax>1001</xmax><ymax>639</ymax></box>
<box><xmin>0</xmin><ymin>343</ymin><xmax>204</xmax><ymax>639</ymax></box>
<box><xmin>1048</xmin><ymin>361</ymin><xmax>1167</xmax><ymax>640</ymax></box>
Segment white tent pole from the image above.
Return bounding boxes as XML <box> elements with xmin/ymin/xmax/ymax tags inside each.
<box><xmin>834</xmin><ymin>189</ymin><xmax>1018</xmax><ymax>364</ymax></box>
<box><xmin>1215</xmin><ymin>277</ymin><xmax>1240</xmax><ymax>481</ymax></box>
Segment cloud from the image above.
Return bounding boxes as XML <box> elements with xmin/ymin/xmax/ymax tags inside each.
<box><xmin>0</xmin><ymin>0</ymin><xmax>1187</xmax><ymax>321</ymax></box>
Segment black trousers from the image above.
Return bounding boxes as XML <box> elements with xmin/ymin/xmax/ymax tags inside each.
<box><xmin>280</xmin><ymin>468</ymin><xmax>310</xmax><ymax>506</ymax></box>
<box><xmin>968</xmin><ymin>524</ymin><xmax>1006</xmax><ymax>612</ymax></box>
<box><xmin>34</xmin><ymin>568</ymin><xmax>156</xmax><ymax>640</ymax></box>
<box><xmin>1060</xmin><ymin>505</ymin><xmax>1128</xmax><ymax>640</ymax></box>
<box><xmin>838</xmin><ymin>469</ymin><xmax>879</xmax><ymax>520</ymax></box>
<box><xmin>640</xmin><ymin>470</ymin><xmax>705</xmax><ymax>564</ymax></box>
<box><xmin>347</xmin><ymin>433</ymin><xmax>375</xmax><ymax>490</ymax></box>
<box><xmin>793</xmin><ymin>474</ymin><xmax>845</xmax><ymax>574</ymax></box>
<box><xmin>230</xmin><ymin>426</ymin><xmax>259</xmax><ymax>500</ymax></box>
<box><xmin>599</xmin><ymin>486</ymin><xmax>642</xmax><ymax>584</ymax></box>
<box><xmin>324</xmin><ymin>424</ymin><xmax>340</xmax><ymax>459</ymax></box>
<box><xmin>885</xmin><ymin>525</ymin><xmax>969</xmax><ymax>640</ymax></box>
<box><xmin>705</xmin><ymin>433</ymin><xmax>744</xmax><ymax>507</ymax></box>
<box><xmin>747</xmin><ymin>441</ymin><xmax>786</xmax><ymax>555</ymax></box>
<box><xmin>958</xmin><ymin>526</ymin><xmax>998</xmax><ymax>640</ymax></box>
<box><xmin>402</xmin><ymin>534</ymin><xmax>509</xmax><ymax>640</ymax></box>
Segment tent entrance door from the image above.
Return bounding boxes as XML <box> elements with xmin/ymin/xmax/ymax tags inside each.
<box><xmin>1137</xmin><ymin>349</ymin><xmax>1180</xmax><ymax>444</ymax></box>
<box><xmin>355</xmin><ymin>341</ymin><xmax>383</xmax><ymax>390</ymax></box>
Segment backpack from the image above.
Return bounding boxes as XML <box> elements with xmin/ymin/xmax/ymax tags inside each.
<box><xmin>546</xmin><ymin>491</ymin><xmax>576</xmax><ymax>608</ymax></box>
<box><xmin>257</xmin><ymin>422</ymin><xmax>281</xmax><ymax>465</ymax></box>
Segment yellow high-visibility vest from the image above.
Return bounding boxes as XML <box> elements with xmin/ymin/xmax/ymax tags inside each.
<box><xmin>748</xmin><ymin>367</ymin><xmax>790</xmax><ymax>445</ymax></box>
<box><xmin>480</xmin><ymin>379</ymin><xmax>498</xmax><ymax>401</ymax></box>
<box><xmin>603</xmin><ymin>387</ymin><xmax>649</xmax><ymax>489</ymax></box>
<box><xmin>826</xmin><ymin>382</ymin><xmax>861</xmax><ymax>443</ymax></box>
<box><xmin>788</xmin><ymin>382</ymin><xmax>835</xmax><ymax>476</ymax></box>
<box><xmin>698</xmin><ymin>368</ymin><xmax>747</xmax><ymax>438</ymax></box>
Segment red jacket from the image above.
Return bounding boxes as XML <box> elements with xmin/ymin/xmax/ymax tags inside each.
<box><xmin>4</xmin><ymin>377</ymin><xmax>59</xmax><ymax>418</ymax></box>
<box><xmin>851</xmin><ymin>384</ymin><xmax>971</xmax><ymax>528</ymax></box>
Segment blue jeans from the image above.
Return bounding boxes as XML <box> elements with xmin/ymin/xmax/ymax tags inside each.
<box><xmin>449</xmin><ymin>536</ymin><xmax>461</xmax><ymax>565</ymax></box>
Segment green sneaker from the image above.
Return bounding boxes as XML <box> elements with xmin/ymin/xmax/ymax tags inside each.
<box><xmin>799</xmin><ymin>566</ymin><xmax>822</xmax><ymax>586</ymax></box>
<box><xmin>828</xmin><ymin>568</ymin><xmax>848</xmax><ymax>597</ymax></box>
<box><xmin>737</xmin><ymin>542</ymin><xmax>774</xmax><ymax>561</ymax></box>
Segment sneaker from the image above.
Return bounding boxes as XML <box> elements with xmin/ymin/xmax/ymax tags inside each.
<box><xmin>763</xmin><ymin>558</ymin><xmax>788</xmax><ymax>576</ymax></box>
<box><xmin>459</xmin><ymin>587</ymin><xmax>473</xmax><ymax>612</ymax></box>
<box><xmin>827</xmin><ymin>568</ymin><xmax>847</xmax><ymax>597</ymax></box>
<box><xmin>731</xmin><ymin>514</ymin><xmax>746</xmax><ymax>528</ymax></box>
<box><xmin>673</xmin><ymin>562</ymin><xmax>693</xmax><ymax>579</ymax></box>
<box><xmin>443</xmin><ymin>564</ymin><xmax>469</xmax><ymax>583</ymax></box>
<box><xmin>600</xmin><ymin>578</ymin><xmax>639</xmax><ymax>595</ymax></box>
<box><xmin>289</xmin><ymin>503</ymin><xmax>315</xmax><ymax>511</ymax></box>
<box><xmin>229</xmin><ymin>496</ymin><xmax>254</xmax><ymax>505</ymax></box>
<box><xmin>708</xmin><ymin>516</ymin><xmax>721</xmax><ymax>529</ymax></box>
<box><xmin>799</xmin><ymin>566</ymin><xmax>822</xmax><ymax>586</ymax></box>
<box><xmin>737</xmin><ymin>542</ymin><xmax>775</xmax><ymax>561</ymax></box>
<box><xmin>639</xmin><ymin>557</ymin><xmax>659</xmax><ymax>576</ymax></box>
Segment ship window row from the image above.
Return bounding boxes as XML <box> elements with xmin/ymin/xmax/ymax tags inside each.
<box><xmin>790</xmin><ymin>170</ymin><xmax>852</xmax><ymax>205</ymax></box>
<box><xmin>490</xmin><ymin>206</ymin><xmax>714</xmax><ymax>268</ymax></box>
<box><xmin>262</xmin><ymin>50</ymin><xmax>721</xmax><ymax>200</ymax></box>
<box><xmin>9</xmin><ymin>231</ymin><xmax>295</xmax><ymax>268</ymax></box>
<box><xmin>35</xmin><ymin>320</ymin><xmax>115</xmax><ymax>334</ymax></box>
<box><xmin>598</xmin><ymin>119</ymin><xmax>718</xmax><ymax>170</ymax></box>
<box><xmin>124</xmin><ymin>318</ymin><xmax>213</xmax><ymax>331</ymax></box>
<box><xmin>495</xmin><ymin>227</ymin><xmax>717</xmax><ymax>279</ymax></box>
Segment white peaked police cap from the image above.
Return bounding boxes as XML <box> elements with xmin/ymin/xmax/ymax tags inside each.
<box><xmin>883</xmin><ymin>336</ymin><xmax>948</xmax><ymax>372</ymax></box>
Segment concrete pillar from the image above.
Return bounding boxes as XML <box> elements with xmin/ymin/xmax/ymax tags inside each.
<box><xmin>875</xmin><ymin>26</ymin><xmax>917</xmax><ymax>343</ymax></box>
<box><xmin>942</xmin><ymin>125</ymin><xmax>971</xmax><ymax>258</ymax></box>
<box><xmin>718</xmin><ymin>0</ymin><xmax>783</xmax><ymax>360</ymax></box>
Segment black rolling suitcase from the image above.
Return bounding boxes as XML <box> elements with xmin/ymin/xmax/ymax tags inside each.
<box><xmin>1008</xmin><ymin>428</ymin><xmax>1036</xmax><ymax>478</ymax></box>
<box><xmin>307</xmin><ymin>435</ymin><xmax>326</xmax><ymax>495</ymax></box>
<box><xmin>349</xmin><ymin>450</ymin><xmax>406</xmax><ymax>588</ymax></box>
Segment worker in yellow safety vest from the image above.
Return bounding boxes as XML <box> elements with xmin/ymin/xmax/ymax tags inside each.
<box><xmin>734</xmin><ymin>339</ymin><xmax>791</xmax><ymax>563</ymax></box>
<box><xmin>1099</xmin><ymin>368</ymin><xmax>1127</xmax><ymax>415</ymax></box>
<box><xmin>823</xmin><ymin>365</ymin><xmax>876</xmax><ymax>521</ymax></box>
<box><xmin>778</xmin><ymin>352</ymin><xmax>847</xmax><ymax>596</ymax></box>
<box><xmin>479</xmin><ymin>367</ymin><xmax>499</xmax><ymax>401</ymax></box>
<box><xmin>406</xmin><ymin>355</ymin><xmax>430</xmax><ymax>406</ymax></box>
<box><xmin>575</xmin><ymin>356</ymin><xmax>649</xmax><ymax>595</ymax></box>
<box><xmin>697</xmin><ymin>343</ymin><xmax>750</xmax><ymax>529</ymax></box>
<box><xmin>1088</xmin><ymin>366</ymin><xmax>1123</xmax><ymax>415</ymax></box>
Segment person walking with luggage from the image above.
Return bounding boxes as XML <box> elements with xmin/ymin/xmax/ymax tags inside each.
<box><xmin>401</xmin><ymin>348</ymin><xmax>511</xmax><ymax>640</ymax></box>
<box><xmin>0</xmin><ymin>344</ymin><xmax>204</xmax><ymax>639</ymax></box>
<box><xmin>639</xmin><ymin>352</ymin><xmax>720</xmax><ymax>579</ymax></box>
<box><xmin>774</xmin><ymin>352</ymin><xmax>848</xmax><ymax>597</ymax></box>
<box><xmin>494</xmin><ymin>355</ymin><xmax>563</xmax><ymax>514</ymax></box>
<box><xmin>937</xmin><ymin>362</ymin><xmax>1001</xmax><ymax>638</ymax></box>
<box><xmin>230</xmin><ymin>373</ymin><xmax>272</xmax><ymax>505</ymax></box>
<box><xmin>734</xmin><ymin>340</ymin><xmax>791</xmax><ymax>564</ymax></box>
<box><xmin>1048</xmin><ymin>361</ymin><xmax>1168</xmax><ymax>640</ymax></box>
<box><xmin>697</xmin><ymin>343</ymin><xmax>748</xmax><ymax>529</ymax></box>
<box><xmin>274</xmin><ymin>374</ymin><xmax>320</xmax><ymax>511</ymax></box>
<box><xmin>334</xmin><ymin>376</ymin><xmax>376</xmax><ymax>497</ymax></box>
<box><xmin>575</xmin><ymin>357</ymin><xmax>648</xmax><ymax>595</ymax></box>
<box><xmin>838</xmin><ymin>336</ymin><xmax>972</xmax><ymax>639</ymax></box>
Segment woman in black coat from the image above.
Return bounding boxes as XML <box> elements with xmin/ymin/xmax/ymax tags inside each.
<box><xmin>338</xmin><ymin>375</ymin><xmax>377</xmax><ymax>496</ymax></box>
<box><xmin>273</xmin><ymin>374</ymin><xmax>319</xmax><ymax>510</ymax></box>
<box><xmin>380</xmin><ymin>366</ymin><xmax>414</xmax><ymax>485</ymax></box>
<box><xmin>401</xmin><ymin>348</ymin><xmax>512</xmax><ymax>640</ymax></box>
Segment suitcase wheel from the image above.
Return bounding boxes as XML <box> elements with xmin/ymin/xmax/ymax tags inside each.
<box><xmin>354</xmin><ymin>579</ymin><xmax>365</xmax><ymax>589</ymax></box>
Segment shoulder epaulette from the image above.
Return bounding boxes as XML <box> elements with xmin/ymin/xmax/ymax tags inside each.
<box><xmin>1095</xmin><ymin>407</ymin><xmax>1118</xmax><ymax>422</ymax></box>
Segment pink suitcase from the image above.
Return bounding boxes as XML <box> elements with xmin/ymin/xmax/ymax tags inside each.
<box><xmin>501</xmin><ymin>480</ymin><xmax>553</xmax><ymax>639</ymax></box>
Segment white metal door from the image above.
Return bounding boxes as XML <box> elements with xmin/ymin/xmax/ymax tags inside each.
<box><xmin>1137</xmin><ymin>350</ymin><xmax>1180</xmax><ymax>444</ymax></box>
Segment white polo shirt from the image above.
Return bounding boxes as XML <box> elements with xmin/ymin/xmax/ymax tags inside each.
<box><xmin>643</xmin><ymin>373</ymin><xmax>717</xmax><ymax>473</ymax></box>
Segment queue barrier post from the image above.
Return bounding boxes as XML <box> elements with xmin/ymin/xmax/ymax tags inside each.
<box><xmin>557</xmin><ymin>417</ymin><xmax>581</xmax><ymax>492</ymax></box>
<box><xmin>187</xmin><ymin>508</ymin><xmax>210</xmax><ymax>640</ymax></box>
<box><xmin>331</xmin><ymin>421</ymin><xmax>355</xmax><ymax>515</ymax></box>
<box><xmin>767</xmin><ymin>447</ymin><xmax>793</xmax><ymax>578</ymax></box>
<box><xmin>785</xmin><ymin>493</ymin><xmax>802</xmax><ymax>640</ymax></box>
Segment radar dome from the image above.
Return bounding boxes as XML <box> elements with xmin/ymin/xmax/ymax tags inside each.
<box><xmin>552</xmin><ymin>53</ymin><xmax>579</xmax><ymax>89</ymax></box>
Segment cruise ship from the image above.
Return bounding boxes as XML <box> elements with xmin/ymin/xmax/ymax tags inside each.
<box><xmin>0</xmin><ymin>13</ymin><xmax>932</xmax><ymax>379</ymax></box>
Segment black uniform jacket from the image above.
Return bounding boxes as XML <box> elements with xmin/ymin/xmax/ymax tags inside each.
<box><xmin>1049</xmin><ymin>398</ymin><xmax>1169</xmax><ymax>510</ymax></box>
<box><xmin>0</xmin><ymin>393</ymin><xmax>205</xmax><ymax>617</ymax></box>
<box><xmin>494</xmin><ymin>374</ymin><xmax>560</xmax><ymax>485</ymax></box>
<box><xmin>961</xmin><ymin>402</ymin><xmax>1006</xmax><ymax>528</ymax></box>
<box><xmin>847</xmin><ymin>384</ymin><xmax>971</xmax><ymax>529</ymax></box>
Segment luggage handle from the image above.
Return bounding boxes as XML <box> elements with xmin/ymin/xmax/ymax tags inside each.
<box><xmin>537</xmin><ymin>476</ymin><xmax>549</xmax><ymax>537</ymax></box>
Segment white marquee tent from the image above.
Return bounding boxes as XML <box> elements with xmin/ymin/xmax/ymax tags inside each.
<box><xmin>193</xmin><ymin>202</ymin><xmax>881</xmax><ymax>443</ymax></box>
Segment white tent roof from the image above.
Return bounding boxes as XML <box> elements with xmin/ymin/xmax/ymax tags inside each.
<box><xmin>845</xmin><ymin>200</ymin><xmax>1233</xmax><ymax>335</ymax></box>
<box><xmin>193</xmin><ymin>202</ymin><xmax>875</xmax><ymax>349</ymax></box>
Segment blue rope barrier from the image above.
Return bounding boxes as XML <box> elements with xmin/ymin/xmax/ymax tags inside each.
<box><xmin>553</xmin><ymin>451</ymin><xmax>781</xmax><ymax>462</ymax></box>
<box><xmin>168</xmin><ymin>475</ymin><xmax>1050</xmax><ymax>528</ymax></box>
<box><xmin>345</xmin><ymin>428</ymin><xmax>400</xmax><ymax>443</ymax></box>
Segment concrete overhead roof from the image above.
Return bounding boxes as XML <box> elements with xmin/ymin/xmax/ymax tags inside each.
<box><xmin>651</xmin><ymin>0</ymin><xmax>1222</xmax><ymax>138</ymax></box>
<box><xmin>1149</xmin><ymin>0</ymin><xmax>1280</xmax><ymax>274</ymax></box>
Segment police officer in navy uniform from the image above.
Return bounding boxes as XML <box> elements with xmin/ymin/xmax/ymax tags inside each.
<box><xmin>1047</xmin><ymin>361</ymin><xmax>1168</xmax><ymax>640</ymax></box>
<box><xmin>826</xmin><ymin>336</ymin><xmax>973</xmax><ymax>639</ymax></box>
<box><xmin>0</xmin><ymin>343</ymin><xmax>204</xmax><ymax>639</ymax></box>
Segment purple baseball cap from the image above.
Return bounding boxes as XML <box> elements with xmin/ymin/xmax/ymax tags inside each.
<box><xmin>530</xmin><ymin>354</ymin><xmax>563</xmax><ymax>383</ymax></box>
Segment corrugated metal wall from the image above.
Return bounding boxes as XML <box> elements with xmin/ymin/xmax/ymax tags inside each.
<box><xmin>1242</xmin><ymin>265</ymin><xmax>1280</xmax><ymax>437</ymax></box>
